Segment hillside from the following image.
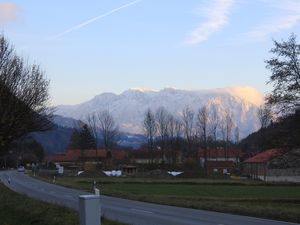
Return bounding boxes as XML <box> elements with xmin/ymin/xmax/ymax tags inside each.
<box><xmin>240</xmin><ymin>113</ymin><xmax>300</xmax><ymax>152</ymax></box>
<box><xmin>31</xmin><ymin>115</ymin><xmax>146</xmax><ymax>154</ymax></box>
<box><xmin>31</xmin><ymin>125</ymin><xmax>74</xmax><ymax>154</ymax></box>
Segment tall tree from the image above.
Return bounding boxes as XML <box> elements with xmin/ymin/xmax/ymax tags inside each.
<box><xmin>196</xmin><ymin>105</ymin><xmax>209</xmax><ymax>174</ymax></box>
<box><xmin>0</xmin><ymin>35</ymin><xmax>51</xmax><ymax>152</ymax></box>
<box><xmin>257</xmin><ymin>104</ymin><xmax>273</xmax><ymax>150</ymax></box>
<box><xmin>143</xmin><ymin>109</ymin><xmax>156</xmax><ymax>165</ymax></box>
<box><xmin>222</xmin><ymin>109</ymin><xmax>233</xmax><ymax>158</ymax></box>
<box><xmin>234</xmin><ymin>126</ymin><xmax>239</xmax><ymax>144</ymax></box>
<box><xmin>155</xmin><ymin>106</ymin><xmax>169</xmax><ymax>164</ymax></box>
<box><xmin>181</xmin><ymin>106</ymin><xmax>195</xmax><ymax>154</ymax></box>
<box><xmin>97</xmin><ymin>110</ymin><xmax>119</xmax><ymax>151</ymax></box>
<box><xmin>257</xmin><ymin>104</ymin><xmax>273</xmax><ymax>129</ymax></box>
<box><xmin>166</xmin><ymin>114</ymin><xmax>175</xmax><ymax>164</ymax></box>
<box><xmin>86</xmin><ymin>113</ymin><xmax>99</xmax><ymax>159</ymax></box>
<box><xmin>68</xmin><ymin>129</ymin><xmax>80</xmax><ymax>149</ymax></box>
<box><xmin>265</xmin><ymin>33</ymin><xmax>300</xmax><ymax>114</ymax></box>
<box><xmin>78</xmin><ymin>124</ymin><xmax>96</xmax><ymax>150</ymax></box>
<box><xmin>209</xmin><ymin>104</ymin><xmax>219</xmax><ymax>143</ymax></box>
<box><xmin>197</xmin><ymin>105</ymin><xmax>209</xmax><ymax>148</ymax></box>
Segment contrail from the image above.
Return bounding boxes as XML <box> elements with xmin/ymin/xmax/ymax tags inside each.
<box><xmin>51</xmin><ymin>0</ymin><xmax>142</xmax><ymax>40</ymax></box>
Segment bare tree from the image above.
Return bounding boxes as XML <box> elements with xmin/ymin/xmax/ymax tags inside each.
<box><xmin>181</xmin><ymin>106</ymin><xmax>195</xmax><ymax>154</ymax></box>
<box><xmin>197</xmin><ymin>105</ymin><xmax>209</xmax><ymax>148</ymax></box>
<box><xmin>257</xmin><ymin>104</ymin><xmax>273</xmax><ymax>150</ymax></box>
<box><xmin>257</xmin><ymin>104</ymin><xmax>273</xmax><ymax>129</ymax></box>
<box><xmin>225</xmin><ymin>110</ymin><xmax>233</xmax><ymax>146</ymax></box>
<box><xmin>234</xmin><ymin>126</ymin><xmax>239</xmax><ymax>144</ymax></box>
<box><xmin>155</xmin><ymin>107</ymin><xmax>170</xmax><ymax>164</ymax></box>
<box><xmin>209</xmin><ymin>104</ymin><xmax>219</xmax><ymax>143</ymax></box>
<box><xmin>143</xmin><ymin>109</ymin><xmax>157</xmax><ymax>165</ymax></box>
<box><xmin>97</xmin><ymin>110</ymin><xmax>119</xmax><ymax>151</ymax></box>
<box><xmin>167</xmin><ymin>114</ymin><xmax>175</xmax><ymax>141</ymax></box>
<box><xmin>174</xmin><ymin>118</ymin><xmax>182</xmax><ymax>140</ymax></box>
<box><xmin>265</xmin><ymin>33</ymin><xmax>300</xmax><ymax>114</ymax></box>
<box><xmin>166</xmin><ymin>114</ymin><xmax>182</xmax><ymax>165</ymax></box>
<box><xmin>86</xmin><ymin>113</ymin><xmax>99</xmax><ymax>160</ymax></box>
<box><xmin>196</xmin><ymin>105</ymin><xmax>209</xmax><ymax>174</ymax></box>
<box><xmin>220</xmin><ymin>109</ymin><xmax>233</xmax><ymax>158</ymax></box>
<box><xmin>0</xmin><ymin>35</ymin><xmax>51</xmax><ymax>152</ymax></box>
<box><xmin>219</xmin><ymin>120</ymin><xmax>226</xmax><ymax>142</ymax></box>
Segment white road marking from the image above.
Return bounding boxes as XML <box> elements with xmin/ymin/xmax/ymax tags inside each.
<box><xmin>130</xmin><ymin>208</ymin><xmax>153</xmax><ymax>214</ymax></box>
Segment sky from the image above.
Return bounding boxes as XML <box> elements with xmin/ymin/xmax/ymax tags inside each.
<box><xmin>0</xmin><ymin>0</ymin><xmax>300</xmax><ymax>106</ymax></box>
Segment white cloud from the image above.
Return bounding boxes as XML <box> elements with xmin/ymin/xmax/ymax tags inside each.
<box><xmin>185</xmin><ymin>0</ymin><xmax>235</xmax><ymax>45</ymax></box>
<box><xmin>0</xmin><ymin>3</ymin><xmax>18</xmax><ymax>25</ymax></box>
<box><xmin>245</xmin><ymin>0</ymin><xmax>300</xmax><ymax>40</ymax></box>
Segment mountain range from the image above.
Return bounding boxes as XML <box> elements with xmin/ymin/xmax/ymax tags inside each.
<box><xmin>54</xmin><ymin>86</ymin><xmax>264</xmax><ymax>139</ymax></box>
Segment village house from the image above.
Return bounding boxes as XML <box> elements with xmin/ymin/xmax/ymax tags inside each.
<box><xmin>44</xmin><ymin>149</ymin><xmax>128</xmax><ymax>168</ymax></box>
<box><xmin>198</xmin><ymin>148</ymin><xmax>242</xmax><ymax>176</ymax></box>
<box><xmin>243</xmin><ymin>148</ymin><xmax>300</xmax><ymax>182</ymax></box>
<box><xmin>129</xmin><ymin>149</ymin><xmax>182</xmax><ymax>165</ymax></box>
<box><xmin>243</xmin><ymin>149</ymin><xmax>283</xmax><ymax>181</ymax></box>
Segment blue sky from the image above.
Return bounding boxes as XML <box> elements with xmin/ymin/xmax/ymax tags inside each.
<box><xmin>1</xmin><ymin>0</ymin><xmax>300</xmax><ymax>105</ymax></box>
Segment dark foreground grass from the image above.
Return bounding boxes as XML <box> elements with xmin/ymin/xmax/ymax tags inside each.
<box><xmin>0</xmin><ymin>183</ymin><xmax>126</xmax><ymax>225</ymax></box>
<box><xmin>37</xmin><ymin>174</ymin><xmax>300</xmax><ymax>223</ymax></box>
<box><xmin>100</xmin><ymin>183</ymin><xmax>300</xmax><ymax>223</ymax></box>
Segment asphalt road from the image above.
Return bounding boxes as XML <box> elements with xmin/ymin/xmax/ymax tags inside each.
<box><xmin>0</xmin><ymin>170</ymin><xmax>298</xmax><ymax>225</ymax></box>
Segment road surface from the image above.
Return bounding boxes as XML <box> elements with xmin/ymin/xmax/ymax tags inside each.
<box><xmin>0</xmin><ymin>171</ymin><xmax>298</xmax><ymax>225</ymax></box>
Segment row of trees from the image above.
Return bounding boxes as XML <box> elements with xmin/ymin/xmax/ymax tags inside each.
<box><xmin>144</xmin><ymin>106</ymin><xmax>239</xmax><ymax>148</ymax></box>
<box><xmin>68</xmin><ymin>110</ymin><xmax>119</xmax><ymax>161</ymax></box>
<box><xmin>143</xmin><ymin>105</ymin><xmax>240</xmax><ymax>170</ymax></box>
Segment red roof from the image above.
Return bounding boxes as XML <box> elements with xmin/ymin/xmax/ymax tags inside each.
<box><xmin>198</xmin><ymin>148</ymin><xmax>242</xmax><ymax>158</ymax></box>
<box><xmin>244</xmin><ymin>149</ymin><xmax>283</xmax><ymax>163</ymax></box>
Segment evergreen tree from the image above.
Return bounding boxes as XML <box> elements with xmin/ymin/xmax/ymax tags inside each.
<box><xmin>79</xmin><ymin>124</ymin><xmax>96</xmax><ymax>150</ymax></box>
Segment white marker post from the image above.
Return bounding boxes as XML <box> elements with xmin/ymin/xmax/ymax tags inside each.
<box><xmin>78</xmin><ymin>195</ymin><xmax>101</xmax><ymax>225</ymax></box>
<box><xmin>94</xmin><ymin>187</ymin><xmax>100</xmax><ymax>196</ymax></box>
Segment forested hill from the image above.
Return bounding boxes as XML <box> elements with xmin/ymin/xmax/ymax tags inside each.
<box><xmin>240</xmin><ymin>113</ymin><xmax>300</xmax><ymax>153</ymax></box>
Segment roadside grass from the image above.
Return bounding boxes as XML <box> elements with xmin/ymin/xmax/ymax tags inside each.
<box><xmin>0</xmin><ymin>183</ymin><xmax>126</xmax><ymax>225</ymax></box>
<box><xmin>34</xmin><ymin>173</ymin><xmax>300</xmax><ymax>223</ymax></box>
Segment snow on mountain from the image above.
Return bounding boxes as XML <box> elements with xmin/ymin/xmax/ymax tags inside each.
<box><xmin>55</xmin><ymin>86</ymin><xmax>264</xmax><ymax>138</ymax></box>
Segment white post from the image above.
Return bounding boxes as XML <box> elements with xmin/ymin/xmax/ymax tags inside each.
<box><xmin>78</xmin><ymin>195</ymin><xmax>101</xmax><ymax>225</ymax></box>
<box><xmin>94</xmin><ymin>188</ymin><xmax>100</xmax><ymax>196</ymax></box>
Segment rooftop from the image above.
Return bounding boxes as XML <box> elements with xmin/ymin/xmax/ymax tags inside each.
<box><xmin>244</xmin><ymin>149</ymin><xmax>283</xmax><ymax>163</ymax></box>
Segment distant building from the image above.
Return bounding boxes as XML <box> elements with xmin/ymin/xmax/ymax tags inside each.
<box><xmin>44</xmin><ymin>149</ymin><xmax>128</xmax><ymax>167</ymax></box>
<box><xmin>243</xmin><ymin>149</ymin><xmax>282</xmax><ymax>181</ymax></box>
<box><xmin>244</xmin><ymin>148</ymin><xmax>300</xmax><ymax>182</ymax></box>
<box><xmin>129</xmin><ymin>149</ymin><xmax>182</xmax><ymax>165</ymax></box>
<box><xmin>198</xmin><ymin>148</ymin><xmax>242</xmax><ymax>176</ymax></box>
<box><xmin>122</xmin><ymin>165</ymin><xmax>137</xmax><ymax>175</ymax></box>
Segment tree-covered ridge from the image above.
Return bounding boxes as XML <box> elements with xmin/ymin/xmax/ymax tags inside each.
<box><xmin>240</xmin><ymin>113</ymin><xmax>300</xmax><ymax>152</ymax></box>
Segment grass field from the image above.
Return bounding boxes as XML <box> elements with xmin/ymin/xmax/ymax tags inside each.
<box><xmin>0</xmin><ymin>183</ymin><xmax>126</xmax><ymax>225</ymax></box>
<box><xmin>36</xmin><ymin>173</ymin><xmax>300</xmax><ymax>223</ymax></box>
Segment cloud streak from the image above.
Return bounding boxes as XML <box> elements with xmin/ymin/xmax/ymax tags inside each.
<box><xmin>0</xmin><ymin>3</ymin><xmax>18</xmax><ymax>25</ymax></box>
<box><xmin>245</xmin><ymin>0</ymin><xmax>300</xmax><ymax>40</ymax></box>
<box><xmin>51</xmin><ymin>0</ymin><xmax>142</xmax><ymax>40</ymax></box>
<box><xmin>185</xmin><ymin>0</ymin><xmax>235</xmax><ymax>45</ymax></box>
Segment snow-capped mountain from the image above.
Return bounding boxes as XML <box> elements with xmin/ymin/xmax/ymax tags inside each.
<box><xmin>55</xmin><ymin>86</ymin><xmax>264</xmax><ymax>139</ymax></box>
